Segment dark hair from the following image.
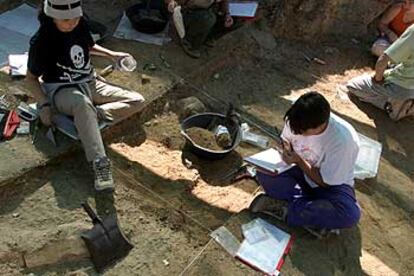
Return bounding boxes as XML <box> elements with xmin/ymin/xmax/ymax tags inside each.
<box><xmin>37</xmin><ymin>2</ymin><xmax>54</xmax><ymax>27</ymax></box>
<box><xmin>284</xmin><ymin>91</ymin><xmax>331</xmax><ymax>135</ymax></box>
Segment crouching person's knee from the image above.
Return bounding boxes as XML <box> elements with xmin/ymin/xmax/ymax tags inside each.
<box><xmin>345</xmin><ymin>74</ymin><xmax>373</xmax><ymax>96</ymax></box>
<box><xmin>72</xmin><ymin>93</ymin><xmax>96</xmax><ymax>115</ymax></box>
<box><xmin>345</xmin><ymin>204</ymin><xmax>361</xmax><ymax>229</ymax></box>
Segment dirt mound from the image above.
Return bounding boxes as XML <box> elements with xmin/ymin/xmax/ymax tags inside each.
<box><xmin>186</xmin><ymin>127</ymin><xmax>225</xmax><ymax>151</ymax></box>
<box><xmin>268</xmin><ymin>0</ymin><xmax>392</xmax><ymax>41</ymax></box>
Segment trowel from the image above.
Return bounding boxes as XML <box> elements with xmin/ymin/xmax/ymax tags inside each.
<box><xmin>81</xmin><ymin>203</ymin><xmax>133</xmax><ymax>272</ymax></box>
<box><xmin>46</xmin><ymin>127</ymin><xmax>57</xmax><ymax>147</ymax></box>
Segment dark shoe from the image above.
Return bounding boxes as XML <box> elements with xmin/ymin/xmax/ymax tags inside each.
<box><xmin>93</xmin><ymin>156</ymin><xmax>114</xmax><ymax>192</ymax></box>
<box><xmin>181</xmin><ymin>39</ymin><xmax>201</xmax><ymax>59</ymax></box>
<box><xmin>232</xmin><ymin>165</ymin><xmax>256</xmax><ymax>182</ymax></box>
<box><xmin>249</xmin><ymin>194</ymin><xmax>288</xmax><ymax>221</ymax></box>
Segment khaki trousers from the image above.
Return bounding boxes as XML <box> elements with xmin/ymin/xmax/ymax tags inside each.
<box><xmin>53</xmin><ymin>79</ymin><xmax>145</xmax><ymax>162</ymax></box>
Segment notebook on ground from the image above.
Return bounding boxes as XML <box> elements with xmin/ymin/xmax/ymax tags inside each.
<box><xmin>243</xmin><ymin>148</ymin><xmax>293</xmax><ymax>174</ymax></box>
<box><xmin>236</xmin><ymin>218</ymin><xmax>294</xmax><ymax>276</ymax></box>
<box><xmin>229</xmin><ymin>2</ymin><xmax>258</xmax><ymax>18</ymax></box>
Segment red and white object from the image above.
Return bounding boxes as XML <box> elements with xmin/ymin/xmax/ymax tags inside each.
<box><xmin>3</xmin><ymin>110</ymin><xmax>20</xmax><ymax>139</ymax></box>
<box><xmin>236</xmin><ymin>218</ymin><xmax>294</xmax><ymax>276</ymax></box>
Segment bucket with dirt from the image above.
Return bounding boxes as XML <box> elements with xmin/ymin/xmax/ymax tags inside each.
<box><xmin>181</xmin><ymin>112</ymin><xmax>242</xmax><ymax>159</ymax></box>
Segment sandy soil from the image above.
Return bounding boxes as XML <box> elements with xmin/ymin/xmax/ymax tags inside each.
<box><xmin>0</xmin><ymin>1</ymin><xmax>414</xmax><ymax>275</ymax></box>
<box><xmin>185</xmin><ymin>127</ymin><xmax>227</xmax><ymax>151</ymax></box>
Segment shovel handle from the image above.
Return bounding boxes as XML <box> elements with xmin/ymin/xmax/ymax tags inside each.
<box><xmin>82</xmin><ymin>202</ymin><xmax>102</xmax><ymax>224</ymax></box>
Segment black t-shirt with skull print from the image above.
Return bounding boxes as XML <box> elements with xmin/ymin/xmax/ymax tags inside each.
<box><xmin>28</xmin><ymin>18</ymin><xmax>95</xmax><ymax>83</ymax></box>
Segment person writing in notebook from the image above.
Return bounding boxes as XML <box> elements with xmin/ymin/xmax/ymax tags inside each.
<box><xmin>250</xmin><ymin>92</ymin><xmax>361</xmax><ymax>236</ymax></box>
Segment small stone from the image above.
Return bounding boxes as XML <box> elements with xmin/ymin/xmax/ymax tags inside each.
<box><xmin>163</xmin><ymin>259</ymin><xmax>169</xmax><ymax>266</ymax></box>
<box><xmin>12</xmin><ymin>213</ymin><xmax>20</xmax><ymax>218</ymax></box>
<box><xmin>176</xmin><ymin>97</ymin><xmax>206</xmax><ymax>119</ymax></box>
<box><xmin>351</xmin><ymin>38</ymin><xmax>359</xmax><ymax>44</ymax></box>
<box><xmin>144</xmin><ymin>121</ymin><xmax>152</xmax><ymax>127</ymax></box>
<box><xmin>162</xmin><ymin>136</ymin><xmax>172</xmax><ymax>149</ymax></box>
<box><xmin>213</xmin><ymin>73</ymin><xmax>220</xmax><ymax>80</ymax></box>
<box><xmin>141</xmin><ymin>74</ymin><xmax>151</xmax><ymax>85</ymax></box>
<box><xmin>184</xmin><ymin>159</ymin><xmax>193</xmax><ymax>169</ymax></box>
<box><xmin>325</xmin><ymin>47</ymin><xmax>338</xmax><ymax>55</ymax></box>
<box><xmin>163</xmin><ymin>102</ymin><xmax>170</xmax><ymax>113</ymax></box>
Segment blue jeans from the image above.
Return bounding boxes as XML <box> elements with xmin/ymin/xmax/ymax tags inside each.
<box><xmin>256</xmin><ymin>167</ymin><xmax>361</xmax><ymax>230</ymax></box>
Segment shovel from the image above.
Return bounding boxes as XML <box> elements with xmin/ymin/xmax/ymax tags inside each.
<box><xmin>81</xmin><ymin>203</ymin><xmax>133</xmax><ymax>272</ymax></box>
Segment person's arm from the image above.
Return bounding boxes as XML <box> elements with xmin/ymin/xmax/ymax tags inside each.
<box><xmin>281</xmin><ymin>143</ymin><xmax>328</xmax><ymax>188</ymax></box>
<box><xmin>89</xmin><ymin>44</ymin><xmax>131</xmax><ymax>62</ymax></box>
<box><xmin>25</xmin><ymin>71</ymin><xmax>47</xmax><ymax>104</ymax></box>
<box><xmin>296</xmin><ymin>157</ymin><xmax>328</xmax><ymax>188</ymax></box>
<box><xmin>218</xmin><ymin>0</ymin><xmax>233</xmax><ymax>28</ymax></box>
<box><xmin>373</xmin><ymin>53</ymin><xmax>392</xmax><ymax>83</ymax></box>
<box><xmin>378</xmin><ymin>4</ymin><xmax>402</xmax><ymax>42</ymax></box>
<box><xmin>24</xmin><ymin>71</ymin><xmax>53</xmax><ymax>126</ymax></box>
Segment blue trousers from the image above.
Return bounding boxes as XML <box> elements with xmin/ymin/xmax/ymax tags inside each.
<box><xmin>256</xmin><ymin>167</ymin><xmax>361</xmax><ymax>230</ymax></box>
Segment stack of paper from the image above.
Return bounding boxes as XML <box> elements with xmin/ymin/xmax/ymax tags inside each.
<box><xmin>236</xmin><ymin>218</ymin><xmax>293</xmax><ymax>276</ymax></box>
<box><xmin>210</xmin><ymin>219</ymin><xmax>294</xmax><ymax>275</ymax></box>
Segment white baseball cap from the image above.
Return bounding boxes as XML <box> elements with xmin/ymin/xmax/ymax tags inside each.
<box><xmin>44</xmin><ymin>0</ymin><xmax>83</xmax><ymax>20</ymax></box>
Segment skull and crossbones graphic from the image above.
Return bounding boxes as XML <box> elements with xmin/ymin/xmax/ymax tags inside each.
<box><xmin>70</xmin><ymin>45</ymin><xmax>85</xmax><ymax>69</ymax></box>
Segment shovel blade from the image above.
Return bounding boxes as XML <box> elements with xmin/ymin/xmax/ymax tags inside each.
<box><xmin>81</xmin><ymin>214</ymin><xmax>133</xmax><ymax>272</ymax></box>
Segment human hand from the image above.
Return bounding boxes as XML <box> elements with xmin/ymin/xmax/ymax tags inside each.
<box><xmin>387</xmin><ymin>32</ymin><xmax>398</xmax><ymax>43</ymax></box>
<box><xmin>281</xmin><ymin>140</ymin><xmax>300</xmax><ymax>164</ymax></box>
<box><xmin>168</xmin><ymin>0</ymin><xmax>177</xmax><ymax>13</ymax></box>
<box><xmin>372</xmin><ymin>73</ymin><xmax>384</xmax><ymax>84</ymax></box>
<box><xmin>110</xmin><ymin>51</ymin><xmax>131</xmax><ymax>63</ymax></box>
<box><xmin>224</xmin><ymin>14</ymin><xmax>233</xmax><ymax>28</ymax></box>
<box><xmin>39</xmin><ymin>106</ymin><xmax>53</xmax><ymax>126</ymax></box>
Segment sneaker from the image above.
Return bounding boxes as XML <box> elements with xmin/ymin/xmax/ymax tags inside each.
<box><xmin>232</xmin><ymin>165</ymin><xmax>256</xmax><ymax>182</ymax></box>
<box><xmin>249</xmin><ymin>194</ymin><xmax>288</xmax><ymax>221</ymax></box>
<box><xmin>181</xmin><ymin>39</ymin><xmax>201</xmax><ymax>59</ymax></box>
<box><xmin>93</xmin><ymin>156</ymin><xmax>114</xmax><ymax>192</ymax></box>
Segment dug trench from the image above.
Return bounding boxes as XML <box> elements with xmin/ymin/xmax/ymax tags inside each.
<box><xmin>1</xmin><ymin>15</ymin><xmax>414</xmax><ymax>276</ymax></box>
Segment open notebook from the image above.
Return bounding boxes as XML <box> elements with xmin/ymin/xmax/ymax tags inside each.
<box><xmin>244</xmin><ymin>148</ymin><xmax>293</xmax><ymax>174</ymax></box>
<box><xmin>236</xmin><ymin>218</ymin><xmax>294</xmax><ymax>276</ymax></box>
<box><xmin>229</xmin><ymin>2</ymin><xmax>258</xmax><ymax>18</ymax></box>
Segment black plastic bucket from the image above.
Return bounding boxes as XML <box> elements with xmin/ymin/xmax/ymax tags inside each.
<box><xmin>181</xmin><ymin>113</ymin><xmax>242</xmax><ymax>160</ymax></box>
<box><xmin>126</xmin><ymin>0</ymin><xmax>169</xmax><ymax>34</ymax></box>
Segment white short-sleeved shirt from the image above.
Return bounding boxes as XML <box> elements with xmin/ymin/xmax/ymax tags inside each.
<box><xmin>281</xmin><ymin>114</ymin><xmax>360</xmax><ymax>188</ymax></box>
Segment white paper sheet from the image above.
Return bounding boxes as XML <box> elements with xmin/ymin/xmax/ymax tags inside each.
<box><xmin>113</xmin><ymin>14</ymin><xmax>171</xmax><ymax>46</ymax></box>
<box><xmin>8</xmin><ymin>53</ymin><xmax>28</xmax><ymax>76</ymax></box>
